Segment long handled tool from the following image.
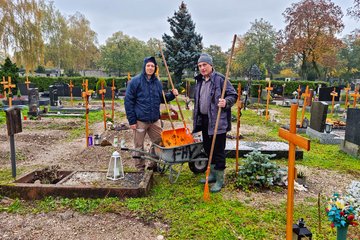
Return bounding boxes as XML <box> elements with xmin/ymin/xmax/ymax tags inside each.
<box><xmin>159</xmin><ymin>44</ymin><xmax>194</xmax><ymax>146</ymax></box>
<box><xmin>161</xmin><ymin>90</ymin><xmax>179</xmax><ymax>147</ymax></box>
<box><xmin>204</xmin><ymin>34</ymin><xmax>237</xmax><ymax>201</ymax></box>
<box><xmin>235</xmin><ymin>83</ymin><xmax>242</xmax><ymax>175</ymax></box>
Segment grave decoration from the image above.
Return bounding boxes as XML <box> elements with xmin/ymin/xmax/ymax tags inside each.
<box><xmin>278</xmin><ymin>103</ymin><xmax>310</xmax><ymax>240</ymax></box>
<box><xmin>107</xmin><ymin>151</ymin><xmax>124</xmax><ymax>180</ymax></box>
<box><xmin>330</xmin><ymin>87</ymin><xmax>338</xmax><ymax>114</ymax></box>
<box><xmin>99</xmin><ymin>80</ymin><xmax>107</xmax><ymax>131</ymax></box>
<box><xmin>111</xmin><ymin>79</ymin><xmax>116</xmax><ymax>121</ymax></box>
<box><xmin>1</xmin><ymin>76</ymin><xmax>7</xmax><ymax>98</ymax></box>
<box><xmin>265</xmin><ymin>81</ymin><xmax>273</xmax><ymax>121</ymax></box>
<box><xmin>4</xmin><ymin>76</ymin><xmax>16</xmax><ymax>107</ymax></box>
<box><xmin>292</xmin><ymin>218</ymin><xmax>312</xmax><ymax>239</ymax></box>
<box><xmin>300</xmin><ymin>86</ymin><xmax>310</xmax><ymax>128</ymax></box>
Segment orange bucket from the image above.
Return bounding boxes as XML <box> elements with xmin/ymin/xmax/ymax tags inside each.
<box><xmin>161</xmin><ymin>128</ymin><xmax>194</xmax><ymax>147</ymax></box>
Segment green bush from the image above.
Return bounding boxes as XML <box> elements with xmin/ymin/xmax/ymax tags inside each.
<box><xmin>235</xmin><ymin>151</ymin><xmax>285</xmax><ymax>190</ymax></box>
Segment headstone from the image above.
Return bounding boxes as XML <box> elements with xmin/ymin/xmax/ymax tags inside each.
<box><xmin>309</xmin><ymin>101</ymin><xmax>328</xmax><ymax>132</ymax></box>
<box><xmin>49</xmin><ymin>85</ymin><xmax>58</xmax><ymax>106</ymax></box>
<box><xmin>72</xmin><ymin>87</ymin><xmax>82</xmax><ymax>97</ymax></box>
<box><xmin>319</xmin><ymin>87</ymin><xmax>340</xmax><ymax>101</ymax></box>
<box><xmin>27</xmin><ymin>88</ymin><xmax>39</xmax><ymax>117</ymax></box>
<box><xmin>345</xmin><ymin>108</ymin><xmax>360</xmax><ymax>145</ymax></box>
<box><xmin>54</xmin><ymin>83</ymin><xmax>65</xmax><ymax>96</ymax></box>
<box><xmin>63</xmin><ymin>84</ymin><xmax>70</xmax><ymax>96</ymax></box>
<box><xmin>18</xmin><ymin>83</ymin><xmax>35</xmax><ymax>95</ymax></box>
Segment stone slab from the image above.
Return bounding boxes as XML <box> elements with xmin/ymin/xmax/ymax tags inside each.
<box><xmin>225</xmin><ymin>141</ymin><xmax>303</xmax><ymax>159</ymax></box>
<box><xmin>306</xmin><ymin>127</ymin><xmax>343</xmax><ymax>144</ymax></box>
<box><xmin>340</xmin><ymin>140</ymin><xmax>360</xmax><ymax>159</ymax></box>
<box><xmin>0</xmin><ymin>170</ymin><xmax>153</xmax><ymax>200</ymax></box>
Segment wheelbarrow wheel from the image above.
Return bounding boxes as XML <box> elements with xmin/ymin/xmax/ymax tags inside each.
<box><xmin>188</xmin><ymin>155</ymin><xmax>208</xmax><ymax>174</ymax></box>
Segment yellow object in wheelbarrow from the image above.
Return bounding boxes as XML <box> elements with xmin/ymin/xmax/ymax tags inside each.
<box><xmin>161</xmin><ymin>127</ymin><xmax>194</xmax><ymax>147</ymax></box>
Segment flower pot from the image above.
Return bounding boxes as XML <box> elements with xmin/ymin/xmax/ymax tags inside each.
<box><xmin>336</xmin><ymin>225</ymin><xmax>348</xmax><ymax>240</ymax></box>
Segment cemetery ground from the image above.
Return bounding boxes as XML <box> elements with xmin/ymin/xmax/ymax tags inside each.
<box><xmin>0</xmin><ymin>98</ymin><xmax>359</xmax><ymax>239</ymax></box>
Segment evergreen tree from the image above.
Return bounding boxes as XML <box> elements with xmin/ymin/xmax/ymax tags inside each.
<box><xmin>162</xmin><ymin>2</ymin><xmax>203</xmax><ymax>84</ymax></box>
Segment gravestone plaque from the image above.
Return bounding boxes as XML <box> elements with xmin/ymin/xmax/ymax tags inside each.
<box><xmin>72</xmin><ymin>87</ymin><xmax>82</xmax><ymax>97</ymax></box>
<box><xmin>27</xmin><ymin>88</ymin><xmax>39</xmax><ymax>117</ymax></box>
<box><xmin>319</xmin><ymin>87</ymin><xmax>340</xmax><ymax>101</ymax></box>
<box><xmin>345</xmin><ymin>108</ymin><xmax>360</xmax><ymax>145</ymax></box>
<box><xmin>18</xmin><ymin>83</ymin><xmax>36</xmax><ymax>95</ymax></box>
<box><xmin>310</xmin><ymin>101</ymin><xmax>328</xmax><ymax>132</ymax></box>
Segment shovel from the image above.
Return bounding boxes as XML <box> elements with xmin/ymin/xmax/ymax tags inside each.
<box><xmin>159</xmin><ymin>44</ymin><xmax>194</xmax><ymax>146</ymax></box>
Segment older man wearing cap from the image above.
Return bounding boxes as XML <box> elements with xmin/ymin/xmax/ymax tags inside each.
<box><xmin>193</xmin><ymin>53</ymin><xmax>237</xmax><ymax>192</ymax></box>
<box><xmin>125</xmin><ymin>56</ymin><xmax>178</xmax><ymax>172</ymax></box>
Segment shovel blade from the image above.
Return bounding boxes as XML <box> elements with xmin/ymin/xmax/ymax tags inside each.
<box><xmin>161</xmin><ymin>128</ymin><xmax>194</xmax><ymax>147</ymax></box>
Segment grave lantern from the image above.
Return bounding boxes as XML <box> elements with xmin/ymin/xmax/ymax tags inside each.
<box><xmin>106</xmin><ymin>151</ymin><xmax>124</xmax><ymax>180</ymax></box>
<box><xmin>325</xmin><ymin>123</ymin><xmax>333</xmax><ymax>134</ymax></box>
<box><xmin>292</xmin><ymin>218</ymin><xmax>312</xmax><ymax>240</ymax></box>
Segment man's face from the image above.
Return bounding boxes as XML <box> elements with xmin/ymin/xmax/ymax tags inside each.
<box><xmin>145</xmin><ymin>62</ymin><xmax>156</xmax><ymax>76</ymax></box>
<box><xmin>198</xmin><ymin>62</ymin><xmax>212</xmax><ymax>77</ymax></box>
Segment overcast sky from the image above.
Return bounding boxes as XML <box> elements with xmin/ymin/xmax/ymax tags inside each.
<box><xmin>53</xmin><ymin>0</ymin><xmax>358</xmax><ymax>50</ymax></box>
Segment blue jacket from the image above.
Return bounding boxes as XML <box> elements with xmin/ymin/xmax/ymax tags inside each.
<box><xmin>193</xmin><ymin>71</ymin><xmax>237</xmax><ymax>135</ymax></box>
<box><xmin>125</xmin><ymin>57</ymin><xmax>175</xmax><ymax>125</ymax></box>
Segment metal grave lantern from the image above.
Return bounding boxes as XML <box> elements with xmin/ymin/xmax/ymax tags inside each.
<box><xmin>106</xmin><ymin>151</ymin><xmax>124</xmax><ymax>180</ymax></box>
<box><xmin>292</xmin><ymin>218</ymin><xmax>312</xmax><ymax>240</ymax></box>
<box><xmin>325</xmin><ymin>123</ymin><xmax>333</xmax><ymax>134</ymax></box>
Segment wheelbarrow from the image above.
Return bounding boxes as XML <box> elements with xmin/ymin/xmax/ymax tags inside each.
<box><xmin>121</xmin><ymin>141</ymin><xmax>208</xmax><ymax>183</ymax></box>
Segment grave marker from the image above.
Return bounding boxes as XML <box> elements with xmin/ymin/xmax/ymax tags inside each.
<box><xmin>265</xmin><ymin>81</ymin><xmax>273</xmax><ymax>120</ymax></box>
<box><xmin>27</xmin><ymin>88</ymin><xmax>39</xmax><ymax>117</ymax></box>
<box><xmin>69</xmin><ymin>80</ymin><xmax>74</xmax><ymax>106</ymax></box>
<box><xmin>235</xmin><ymin>83</ymin><xmax>242</xmax><ymax>175</ymax></box>
<box><xmin>297</xmin><ymin>85</ymin><xmax>301</xmax><ymax>103</ymax></box>
<box><xmin>278</xmin><ymin>104</ymin><xmax>310</xmax><ymax>240</ymax></box>
<box><xmin>330</xmin><ymin>87</ymin><xmax>338</xmax><ymax>114</ymax></box>
<box><xmin>4</xmin><ymin>76</ymin><xmax>16</xmax><ymax>107</ymax></box>
<box><xmin>1</xmin><ymin>76</ymin><xmax>7</xmax><ymax>98</ymax></box>
<box><xmin>300</xmin><ymin>86</ymin><xmax>310</xmax><ymax>128</ymax></box>
<box><xmin>25</xmin><ymin>76</ymin><xmax>31</xmax><ymax>90</ymax></box>
<box><xmin>111</xmin><ymin>79</ymin><xmax>116</xmax><ymax>121</ymax></box>
<box><xmin>82</xmin><ymin>80</ymin><xmax>91</xmax><ymax>147</ymax></box>
<box><xmin>350</xmin><ymin>88</ymin><xmax>359</xmax><ymax>108</ymax></box>
<box><xmin>344</xmin><ymin>84</ymin><xmax>350</xmax><ymax>108</ymax></box>
<box><xmin>341</xmin><ymin>108</ymin><xmax>360</xmax><ymax>158</ymax></box>
<box><xmin>99</xmin><ymin>81</ymin><xmax>107</xmax><ymax>131</ymax></box>
<box><xmin>309</xmin><ymin>101</ymin><xmax>328</xmax><ymax>132</ymax></box>
<box><xmin>257</xmin><ymin>84</ymin><xmax>261</xmax><ymax>106</ymax></box>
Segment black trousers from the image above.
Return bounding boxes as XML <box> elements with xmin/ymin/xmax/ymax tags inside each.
<box><xmin>201</xmin><ymin>114</ymin><xmax>226</xmax><ymax>170</ymax></box>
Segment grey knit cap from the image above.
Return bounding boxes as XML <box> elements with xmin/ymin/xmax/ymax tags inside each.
<box><xmin>197</xmin><ymin>53</ymin><xmax>213</xmax><ymax>66</ymax></box>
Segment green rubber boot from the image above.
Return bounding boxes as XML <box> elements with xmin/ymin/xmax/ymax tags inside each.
<box><xmin>210</xmin><ymin>170</ymin><xmax>224</xmax><ymax>192</ymax></box>
<box><xmin>199</xmin><ymin>164</ymin><xmax>216</xmax><ymax>184</ymax></box>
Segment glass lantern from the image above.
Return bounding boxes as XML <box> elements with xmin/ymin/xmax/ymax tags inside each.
<box><xmin>292</xmin><ymin>218</ymin><xmax>312</xmax><ymax>240</ymax></box>
<box><xmin>325</xmin><ymin>123</ymin><xmax>333</xmax><ymax>134</ymax></box>
<box><xmin>106</xmin><ymin>151</ymin><xmax>124</xmax><ymax>180</ymax></box>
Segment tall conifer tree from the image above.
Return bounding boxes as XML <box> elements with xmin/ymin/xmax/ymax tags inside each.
<box><xmin>162</xmin><ymin>2</ymin><xmax>203</xmax><ymax>84</ymax></box>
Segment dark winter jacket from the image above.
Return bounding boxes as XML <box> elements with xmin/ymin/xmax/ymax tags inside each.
<box><xmin>193</xmin><ymin>71</ymin><xmax>237</xmax><ymax>135</ymax></box>
<box><xmin>125</xmin><ymin>57</ymin><xmax>175</xmax><ymax>125</ymax></box>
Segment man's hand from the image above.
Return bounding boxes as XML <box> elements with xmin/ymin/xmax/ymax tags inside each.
<box><xmin>172</xmin><ymin>89</ymin><xmax>179</xmax><ymax>96</ymax></box>
<box><xmin>218</xmin><ymin>98</ymin><xmax>226</xmax><ymax>108</ymax></box>
<box><xmin>130</xmin><ymin>124</ymin><xmax>137</xmax><ymax>130</ymax></box>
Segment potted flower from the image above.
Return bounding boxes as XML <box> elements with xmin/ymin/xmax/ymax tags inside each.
<box><xmin>326</xmin><ymin>193</ymin><xmax>358</xmax><ymax>240</ymax></box>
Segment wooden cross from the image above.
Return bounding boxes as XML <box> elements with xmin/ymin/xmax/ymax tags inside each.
<box><xmin>111</xmin><ymin>79</ymin><xmax>116</xmax><ymax>121</ymax></box>
<box><xmin>300</xmin><ymin>86</ymin><xmax>310</xmax><ymax>128</ymax></box>
<box><xmin>257</xmin><ymin>84</ymin><xmax>261</xmax><ymax>105</ymax></box>
<box><xmin>82</xmin><ymin>80</ymin><xmax>91</xmax><ymax>147</ymax></box>
<box><xmin>278</xmin><ymin>103</ymin><xmax>310</xmax><ymax>240</ymax></box>
<box><xmin>235</xmin><ymin>83</ymin><xmax>242</xmax><ymax>175</ymax></box>
<box><xmin>297</xmin><ymin>85</ymin><xmax>301</xmax><ymax>103</ymax></box>
<box><xmin>265</xmin><ymin>81</ymin><xmax>273</xmax><ymax>120</ymax></box>
<box><xmin>25</xmin><ymin>76</ymin><xmax>31</xmax><ymax>90</ymax></box>
<box><xmin>68</xmin><ymin>80</ymin><xmax>74</xmax><ymax>106</ymax></box>
<box><xmin>82</xmin><ymin>80</ymin><xmax>87</xmax><ymax>102</ymax></box>
<box><xmin>99</xmin><ymin>81</ymin><xmax>107</xmax><ymax>131</ymax></box>
<box><xmin>344</xmin><ymin>84</ymin><xmax>351</xmax><ymax>108</ymax></box>
<box><xmin>330</xmin><ymin>87</ymin><xmax>338</xmax><ymax>114</ymax></box>
<box><xmin>350</xmin><ymin>88</ymin><xmax>359</xmax><ymax>108</ymax></box>
<box><xmin>1</xmin><ymin>76</ymin><xmax>7</xmax><ymax>98</ymax></box>
<box><xmin>5</xmin><ymin>76</ymin><xmax>16</xmax><ymax>107</ymax></box>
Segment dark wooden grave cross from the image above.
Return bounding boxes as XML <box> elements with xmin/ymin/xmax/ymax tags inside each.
<box><xmin>69</xmin><ymin>80</ymin><xmax>74</xmax><ymax>106</ymax></box>
<box><xmin>99</xmin><ymin>81</ymin><xmax>107</xmax><ymax>131</ymax></box>
<box><xmin>279</xmin><ymin>104</ymin><xmax>310</xmax><ymax>240</ymax></box>
<box><xmin>82</xmin><ymin>79</ymin><xmax>91</xmax><ymax>147</ymax></box>
<box><xmin>1</xmin><ymin>76</ymin><xmax>7</xmax><ymax>98</ymax></box>
<box><xmin>265</xmin><ymin>81</ymin><xmax>273</xmax><ymax>121</ymax></box>
<box><xmin>111</xmin><ymin>79</ymin><xmax>116</xmax><ymax>121</ymax></box>
<box><xmin>344</xmin><ymin>84</ymin><xmax>350</xmax><ymax>108</ymax></box>
<box><xmin>25</xmin><ymin>76</ymin><xmax>31</xmax><ymax>90</ymax></box>
<box><xmin>330</xmin><ymin>87</ymin><xmax>338</xmax><ymax>114</ymax></box>
<box><xmin>5</xmin><ymin>76</ymin><xmax>16</xmax><ymax>107</ymax></box>
<box><xmin>300</xmin><ymin>86</ymin><xmax>310</xmax><ymax>128</ymax></box>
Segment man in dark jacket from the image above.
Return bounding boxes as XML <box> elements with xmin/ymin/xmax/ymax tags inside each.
<box><xmin>193</xmin><ymin>53</ymin><xmax>237</xmax><ymax>192</ymax></box>
<box><xmin>125</xmin><ymin>56</ymin><xmax>178</xmax><ymax>171</ymax></box>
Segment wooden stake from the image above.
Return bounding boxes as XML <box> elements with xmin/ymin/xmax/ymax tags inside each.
<box><xmin>82</xmin><ymin>80</ymin><xmax>91</xmax><ymax>147</ymax></box>
<box><xmin>330</xmin><ymin>87</ymin><xmax>338</xmax><ymax>114</ymax></box>
<box><xmin>278</xmin><ymin>104</ymin><xmax>310</xmax><ymax>240</ymax></box>
<box><xmin>265</xmin><ymin>81</ymin><xmax>273</xmax><ymax>121</ymax></box>
<box><xmin>300</xmin><ymin>86</ymin><xmax>310</xmax><ymax>128</ymax></box>
<box><xmin>203</xmin><ymin>34</ymin><xmax>237</xmax><ymax>201</ymax></box>
<box><xmin>235</xmin><ymin>83</ymin><xmax>242</xmax><ymax>175</ymax></box>
<box><xmin>99</xmin><ymin>81</ymin><xmax>107</xmax><ymax>131</ymax></box>
<box><xmin>111</xmin><ymin>79</ymin><xmax>116</xmax><ymax>121</ymax></box>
